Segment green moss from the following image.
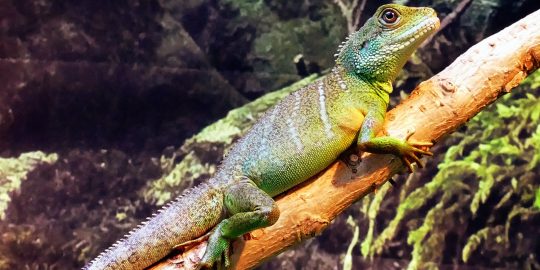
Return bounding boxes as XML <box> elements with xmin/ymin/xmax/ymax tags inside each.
<box><xmin>535</xmin><ymin>188</ymin><xmax>540</xmax><ymax>209</ymax></box>
<box><xmin>360</xmin><ymin>182</ymin><xmax>391</xmax><ymax>258</ymax></box>
<box><xmin>146</xmin><ymin>152</ymin><xmax>214</xmax><ymax>205</ymax></box>
<box><xmin>407</xmin><ymin>200</ymin><xmax>442</xmax><ymax>270</ymax></box>
<box><xmin>343</xmin><ymin>216</ymin><xmax>360</xmax><ymax>270</ymax></box>
<box><xmin>0</xmin><ymin>152</ymin><xmax>58</xmax><ymax>220</ymax></box>
<box><xmin>462</xmin><ymin>227</ymin><xmax>500</xmax><ymax>262</ymax></box>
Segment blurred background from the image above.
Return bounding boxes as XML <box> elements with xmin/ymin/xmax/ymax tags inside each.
<box><xmin>0</xmin><ymin>0</ymin><xmax>539</xmax><ymax>269</ymax></box>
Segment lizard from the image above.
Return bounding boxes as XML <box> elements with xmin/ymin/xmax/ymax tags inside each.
<box><xmin>83</xmin><ymin>4</ymin><xmax>440</xmax><ymax>270</ymax></box>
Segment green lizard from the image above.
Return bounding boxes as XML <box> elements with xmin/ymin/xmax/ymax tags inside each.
<box><xmin>84</xmin><ymin>4</ymin><xmax>439</xmax><ymax>270</ymax></box>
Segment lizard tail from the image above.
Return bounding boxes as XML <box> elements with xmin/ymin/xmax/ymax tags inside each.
<box><xmin>83</xmin><ymin>182</ymin><xmax>224</xmax><ymax>270</ymax></box>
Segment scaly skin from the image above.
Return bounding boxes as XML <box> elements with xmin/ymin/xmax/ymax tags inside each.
<box><xmin>83</xmin><ymin>4</ymin><xmax>439</xmax><ymax>270</ymax></box>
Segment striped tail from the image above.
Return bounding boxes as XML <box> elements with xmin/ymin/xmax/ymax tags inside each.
<box><xmin>83</xmin><ymin>183</ymin><xmax>224</xmax><ymax>270</ymax></box>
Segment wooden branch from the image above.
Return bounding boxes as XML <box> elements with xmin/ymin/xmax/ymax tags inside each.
<box><xmin>150</xmin><ymin>9</ymin><xmax>540</xmax><ymax>270</ymax></box>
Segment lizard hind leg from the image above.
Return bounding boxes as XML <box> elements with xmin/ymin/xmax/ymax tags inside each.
<box><xmin>173</xmin><ymin>230</ymin><xmax>212</xmax><ymax>252</ymax></box>
<box><xmin>197</xmin><ymin>177</ymin><xmax>279</xmax><ymax>269</ymax></box>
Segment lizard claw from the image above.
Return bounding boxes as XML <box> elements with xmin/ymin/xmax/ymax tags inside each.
<box><xmin>405</xmin><ymin>131</ymin><xmax>434</xmax><ymax>153</ymax></box>
<box><xmin>399</xmin><ymin>140</ymin><xmax>434</xmax><ymax>173</ymax></box>
<box><xmin>409</xmin><ymin>140</ymin><xmax>434</xmax><ymax>155</ymax></box>
<box><xmin>195</xmin><ymin>225</ymin><xmax>232</xmax><ymax>270</ymax></box>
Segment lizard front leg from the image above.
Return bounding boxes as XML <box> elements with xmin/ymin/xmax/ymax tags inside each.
<box><xmin>197</xmin><ymin>177</ymin><xmax>279</xmax><ymax>269</ymax></box>
<box><xmin>357</xmin><ymin>110</ymin><xmax>433</xmax><ymax>172</ymax></box>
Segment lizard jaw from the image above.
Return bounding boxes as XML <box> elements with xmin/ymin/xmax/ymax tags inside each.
<box><xmin>388</xmin><ymin>16</ymin><xmax>440</xmax><ymax>51</ymax></box>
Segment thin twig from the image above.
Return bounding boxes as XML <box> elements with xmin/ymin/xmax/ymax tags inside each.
<box><xmin>422</xmin><ymin>0</ymin><xmax>473</xmax><ymax>47</ymax></box>
<box><xmin>352</xmin><ymin>0</ymin><xmax>368</xmax><ymax>32</ymax></box>
<box><xmin>334</xmin><ymin>0</ymin><xmax>364</xmax><ymax>34</ymax></box>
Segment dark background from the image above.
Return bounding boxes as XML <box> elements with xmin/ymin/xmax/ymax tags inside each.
<box><xmin>0</xmin><ymin>0</ymin><xmax>539</xmax><ymax>269</ymax></box>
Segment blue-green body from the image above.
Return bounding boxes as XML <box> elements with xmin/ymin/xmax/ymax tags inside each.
<box><xmin>222</xmin><ymin>69</ymin><xmax>377</xmax><ymax>197</ymax></box>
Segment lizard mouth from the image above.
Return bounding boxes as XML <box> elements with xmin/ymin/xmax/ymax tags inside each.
<box><xmin>387</xmin><ymin>17</ymin><xmax>440</xmax><ymax>51</ymax></box>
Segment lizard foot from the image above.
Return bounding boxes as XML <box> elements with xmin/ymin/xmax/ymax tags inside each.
<box><xmin>399</xmin><ymin>133</ymin><xmax>433</xmax><ymax>172</ymax></box>
<box><xmin>195</xmin><ymin>226</ymin><xmax>232</xmax><ymax>270</ymax></box>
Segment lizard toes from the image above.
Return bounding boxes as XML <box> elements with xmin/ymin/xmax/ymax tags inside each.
<box><xmin>408</xmin><ymin>153</ymin><xmax>423</xmax><ymax>168</ymax></box>
<box><xmin>401</xmin><ymin>156</ymin><xmax>414</xmax><ymax>173</ymax></box>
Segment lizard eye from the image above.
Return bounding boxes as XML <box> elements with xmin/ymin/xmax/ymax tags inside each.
<box><xmin>380</xmin><ymin>8</ymin><xmax>399</xmax><ymax>25</ymax></box>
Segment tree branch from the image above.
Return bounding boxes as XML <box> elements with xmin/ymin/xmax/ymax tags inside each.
<box><xmin>150</xmin><ymin>9</ymin><xmax>540</xmax><ymax>270</ymax></box>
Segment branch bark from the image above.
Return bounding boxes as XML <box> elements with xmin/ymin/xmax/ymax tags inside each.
<box><xmin>150</xmin><ymin>9</ymin><xmax>540</xmax><ymax>270</ymax></box>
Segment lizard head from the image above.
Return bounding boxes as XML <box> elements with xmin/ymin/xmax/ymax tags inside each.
<box><xmin>336</xmin><ymin>4</ymin><xmax>440</xmax><ymax>84</ymax></box>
